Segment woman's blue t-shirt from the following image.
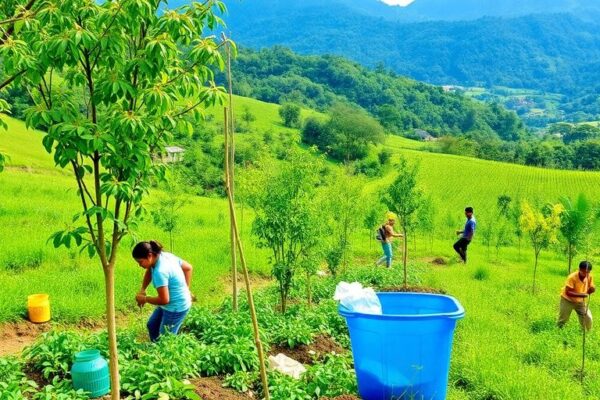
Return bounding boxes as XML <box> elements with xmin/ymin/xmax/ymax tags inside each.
<box><xmin>151</xmin><ymin>252</ymin><xmax>191</xmax><ymax>312</ymax></box>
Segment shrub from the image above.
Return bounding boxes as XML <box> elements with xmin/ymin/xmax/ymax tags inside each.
<box><xmin>472</xmin><ymin>267</ymin><xmax>490</xmax><ymax>281</ymax></box>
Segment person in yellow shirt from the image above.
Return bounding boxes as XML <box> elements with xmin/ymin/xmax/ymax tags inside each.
<box><xmin>557</xmin><ymin>260</ymin><xmax>595</xmax><ymax>331</ymax></box>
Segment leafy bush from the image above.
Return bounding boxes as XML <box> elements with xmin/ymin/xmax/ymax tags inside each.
<box><xmin>267</xmin><ymin>371</ymin><xmax>311</xmax><ymax>400</ymax></box>
<box><xmin>24</xmin><ymin>331</ymin><xmax>86</xmax><ymax>379</ymax></box>
<box><xmin>303</xmin><ymin>354</ymin><xmax>357</xmax><ymax>398</ymax></box>
<box><xmin>270</xmin><ymin>318</ymin><xmax>314</xmax><ymax>349</ymax></box>
<box><xmin>0</xmin><ymin>357</ymin><xmax>38</xmax><ymax>399</ymax></box>
<box><xmin>120</xmin><ymin>334</ymin><xmax>205</xmax><ymax>399</ymax></box>
<box><xmin>223</xmin><ymin>370</ymin><xmax>259</xmax><ymax>393</ymax></box>
<box><xmin>472</xmin><ymin>267</ymin><xmax>490</xmax><ymax>281</ymax></box>
<box><xmin>32</xmin><ymin>376</ymin><xmax>88</xmax><ymax>400</ymax></box>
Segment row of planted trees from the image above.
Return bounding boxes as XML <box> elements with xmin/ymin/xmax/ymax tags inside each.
<box><xmin>242</xmin><ymin>142</ymin><xmax>600</xmax><ymax>305</ymax></box>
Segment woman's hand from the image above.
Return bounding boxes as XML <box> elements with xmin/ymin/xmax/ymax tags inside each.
<box><xmin>136</xmin><ymin>293</ymin><xmax>147</xmax><ymax>308</ymax></box>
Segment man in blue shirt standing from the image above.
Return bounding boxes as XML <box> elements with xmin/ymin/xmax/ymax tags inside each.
<box><xmin>454</xmin><ymin>207</ymin><xmax>476</xmax><ymax>263</ymax></box>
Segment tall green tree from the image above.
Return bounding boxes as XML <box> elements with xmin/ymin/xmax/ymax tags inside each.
<box><xmin>278</xmin><ymin>102</ymin><xmax>301</xmax><ymax>128</ymax></box>
<box><xmin>8</xmin><ymin>1</ymin><xmax>229</xmax><ymax>397</ymax></box>
<box><xmin>1</xmin><ymin>0</ymin><xmax>49</xmax><ymax>171</ymax></box>
<box><xmin>520</xmin><ymin>201</ymin><xmax>563</xmax><ymax>294</ymax></box>
<box><xmin>321</xmin><ymin>168</ymin><xmax>366</xmax><ymax>275</ymax></box>
<box><xmin>382</xmin><ymin>157</ymin><xmax>423</xmax><ymax>285</ymax></box>
<box><xmin>326</xmin><ymin>103</ymin><xmax>385</xmax><ymax>162</ymax></box>
<box><xmin>248</xmin><ymin>149</ymin><xmax>322</xmax><ymax>312</ymax></box>
<box><xmin>559</xmin><ymin>194</ymin><xmax>593</xmax><ymax>273</ymax></box>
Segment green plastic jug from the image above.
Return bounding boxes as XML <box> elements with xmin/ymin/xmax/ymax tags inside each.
<box><xmin>71</xmin><ymin>349</ymin><xmax>110</xmax><ymax>397</ymax></box>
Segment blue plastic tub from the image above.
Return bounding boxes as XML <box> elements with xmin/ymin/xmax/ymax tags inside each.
<box><xmin>339</xmin><ymin>292</ymin><xmax>465</xmax><ymax>400</ymax></box>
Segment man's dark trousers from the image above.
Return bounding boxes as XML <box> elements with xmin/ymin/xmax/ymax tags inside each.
<box><xmin>453</xmin><ymin>238</ymin><xmax>471</xmax><ymax>262</ymax></box>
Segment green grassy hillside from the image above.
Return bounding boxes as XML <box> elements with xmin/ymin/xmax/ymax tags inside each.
<box><xmin>4</xmin><ymin>96</ymin><xmax>600</xmax><ymax>323</ymax></box>
<box><xmin>0</xmin><ymin>115</ymin><xmax>270</xmax><ymax>323</ymax></box>
<box><xmin>3</xmin><ymin>97</ymin><xmax>600</xmax><ymax>398</ymax></box>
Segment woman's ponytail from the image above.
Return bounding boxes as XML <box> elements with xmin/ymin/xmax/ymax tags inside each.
<box><xmin>132</xmin><ymin>240</ymin><xmax>163</xmax><ymax>259</ymax></box>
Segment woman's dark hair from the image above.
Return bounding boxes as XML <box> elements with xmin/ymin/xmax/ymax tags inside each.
<box><xmin>579</xmin><ymin>260</ymin><xmax>592</xmax><ymax>271</ymax></box>
<box><xmin>132</xmin><ymin>240</ymin><xmax>163</xmax><ymax>259</ymax></box>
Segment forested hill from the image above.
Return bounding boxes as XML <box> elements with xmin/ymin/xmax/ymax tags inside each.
<box><xmin>334</xmin><ymin>0</ymin><xmax>600</xmax><ymax>22</ymax></box>
<box><xmin>218</xmin><ymin>47</ymin><xmax>525</xmax><ymax>141</ymax></box>
<box><xmin>219</xmin><ymin>1</ymin><xmax>600</xmax><ymax>96</ymax></box>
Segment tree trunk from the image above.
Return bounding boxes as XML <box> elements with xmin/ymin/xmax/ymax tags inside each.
<box><xmin>280</xmin><ymin>288</ymin><xmax>287</xmax><ymax>313</ymax></box>
<box><xmin>532</xmin><ymin>253</ymin><xmax>538</xmax><ymax>294</ymax></box>
<box><xmin>403</xmin><ymin>228</ymin><xmax>408</xmax><ymax>287</ymax></box>
<box><xmin>103</xmin><ymin>265</ymin><xmax>120</xmax><ymax>400</ymax></box>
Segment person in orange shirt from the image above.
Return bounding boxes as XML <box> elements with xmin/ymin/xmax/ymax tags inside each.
<box><xmin>557</xmin><ymin>260</ymin><xmax>595</xmax><ymax>331</ymax></box>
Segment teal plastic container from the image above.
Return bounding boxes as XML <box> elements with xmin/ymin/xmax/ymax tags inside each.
<box><xmin>71</xmin><ymin>349</ymin><xmax>110</xmax><ymax>397</ymax></box>
<box><xmin>339</xmin><ymin>292</ymin><xmax>465</xmax><ymax>400</ymax></box>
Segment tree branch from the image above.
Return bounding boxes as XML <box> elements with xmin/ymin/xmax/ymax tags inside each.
<box><xmin>0</xmin><ymin>0</ymin><xmax>38</xmax><ymax>45</ymax></box>
<box><xmin>71</xmin><ymin>160</ymin><xmax>98</xmax><ymax>246</ymax></box>
<box><xmin>0</xmin><ymin>69</ymin><xmax>26</xmax><ymax>91</ymax></box>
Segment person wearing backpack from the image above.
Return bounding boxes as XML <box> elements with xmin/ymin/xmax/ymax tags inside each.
<box><xmin>375</xmin><ymin>215</ymin><xmax>404</xmax><ymax>268</ymax></box>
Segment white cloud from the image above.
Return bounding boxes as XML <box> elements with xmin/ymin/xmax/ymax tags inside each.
<box><xmin>380</xmin><ymin>0</ymin><xmax>415</xmax><ymax>6</ymax></box>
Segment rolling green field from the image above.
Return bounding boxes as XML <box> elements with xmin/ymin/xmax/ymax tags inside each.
<box><xmin>0</xmin><ymin>115</ymin><xmax>270</xmax><ymax>323</ymax></box>
<box><xmin>2</xmin><ymin>97</ymin><xmax>600</xmax><ymax>398</ymax></box>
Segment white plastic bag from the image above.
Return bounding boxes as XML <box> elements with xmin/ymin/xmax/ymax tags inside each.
<box><xmin>334</xmin><ymin>281</ymin><xmax>382</xmax><ymax>314</ymax></box>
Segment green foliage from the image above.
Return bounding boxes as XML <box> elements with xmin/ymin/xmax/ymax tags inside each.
<box><xmin>382</xmin><ymin>157</ymin><xmax>423</xmax><ymax>280</ymax></box>
<box><xmin>472</xmin><ymin>267</ymin><xmax>490</xmax><ymax>281</ymax></box>
<box><xmin>325</xmin><ymin>103</ymin><xmax>385</xmax><ymax>161</ymax></box>
<box><xmin>247</xmin><ymin>150</ymin><xmax>324</xmax><ymax>312</ymax></box>
<box><xmin>2</xmin><ymin>248</ymin><xmax>44</xmax><ymax>273</ymax></box>
<box><xmin>320</xmin><ymin>170</ymin><xmax>366</xmax><ymax>274</ymax></box>
<box><xmin>562</xmin><ymin>124</ymin><xmax>600</xmax><ymax>144</ymax></box>
<box><xmin>0</xmin><ymin>357</ymin><xmax>38</xmax><ymax>399</ymax></box>
<box><xmin>559</xmin><ymin>194</ymin><xmax>593</xmax><ymax>273</ymax></box>
<box><xmin>303</xmin><ymin>354</ymin><xmax>357</xmax><ymax>398</ymax></box>
<box><xmin>24</xmin><ymin>331</ymin><xmax>86</xmax><ymax>379</ymax></box>
<box><xmin>222</xmin><ymin>47</ymin><xmax>527</xmax><ymax>142</ymax></box>
<box><xmin>151</xmin><ymin>175</ymin><xmax>188</xmax><ymax>252</ymax></box>
<box><xmin>279</xmin><ymin>102</ymin><xmax>302</xmax><ymax>128</ymax></box>
<box><xmin>267</xmin><ymin>372</ymin><xmax>312</xmax><ymax>400</ymax></box>
<box><xmin>31</xmin><ymin>377</ymin><xmax>88</xmax><ymax>400</ymax></box>
<box><xmin>520</xmin><ymin>201</ymin><xmax>563</xmax><ymax>292</ymax></box>
<box><xmin>6</xmin><ymin>0</ymin><xmax>228</xmax><ymax>266</ymax></box>
<box><xmin>223</xmin><ymin>370</ymin><xmax>259</xmax><ymax>393</ymax></box>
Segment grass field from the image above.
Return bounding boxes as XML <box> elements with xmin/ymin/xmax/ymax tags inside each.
<box><xmin>4</xmin><ymin>97</ymin><xmax>600</xmax><ymax>323</ymax></box>
<box><xmin>3</xmin><ymin>97</ymin><xmax>600</xmax><ymax>398</ymax></box>
<box><xmin>0</xmin><ymin>115</ymin><xmax>270</xmax><ymax>323</ymax></box>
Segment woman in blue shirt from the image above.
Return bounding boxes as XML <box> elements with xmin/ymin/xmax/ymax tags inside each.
<box><xmin>132</xmin><ymin>240</ymin><xmax>193</xmax><ymax>342</ymax></box>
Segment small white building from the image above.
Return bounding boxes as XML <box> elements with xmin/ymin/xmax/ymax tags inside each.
<box><xmin>163</xmin><ymin>146</ymin><xmax>185</xmax><ymax>163</ymax></box>
<box><xmin>415</xmin><ymin>129</ymin><xmax>436</xmax><ymax>142</ymax></box>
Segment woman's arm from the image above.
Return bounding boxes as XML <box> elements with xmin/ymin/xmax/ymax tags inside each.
<box><xmin>138</xmin><ymin>286</ymin><xmax>170</xmax><ymax>306</ymax></box>
<box><xmin>181</xmin><ymin>260</ymin><xmax>193</xmax><ymax>288</ymax></box>
<box><xmin>139</xmin><ymin>268</ymin><xmax>152</xmax><ymax>294</ymax></box>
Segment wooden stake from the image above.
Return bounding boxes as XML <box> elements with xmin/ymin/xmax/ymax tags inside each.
<box><xmin>223</xmin><ymin>34</ymin><xmax>238</xmax><ymax>311</ymax></box>
<box><xmin>224</xmin><ymin>108</ymin><xmax>270</xmax><ymax>399</ymax></box>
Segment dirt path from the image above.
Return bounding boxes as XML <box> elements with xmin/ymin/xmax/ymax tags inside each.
<box><xmin>0</xmin><ymin>321</ymin><xmax>52</xmax><ymax>357</ymax></box>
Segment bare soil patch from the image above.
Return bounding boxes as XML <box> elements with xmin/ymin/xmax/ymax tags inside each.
<box><xmin>192</xmin><ymin>377</ymin><xmax>254</xmax><ymax>400</ymax></box>
<box><xmin>0</xmin><ymin>321</ymin><xmax>52</xmax><ymax>356</ymax></box>
<box><xmin>270</xmin><ymin>334</ymin><xmax>346</xmax><ymax>365</ymax></box>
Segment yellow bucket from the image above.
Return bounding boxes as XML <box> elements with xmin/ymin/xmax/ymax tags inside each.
<box><xmin>27</xmin><ymin>294</ymin><xmax>51</xmax><ymax>323</ymax></box>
